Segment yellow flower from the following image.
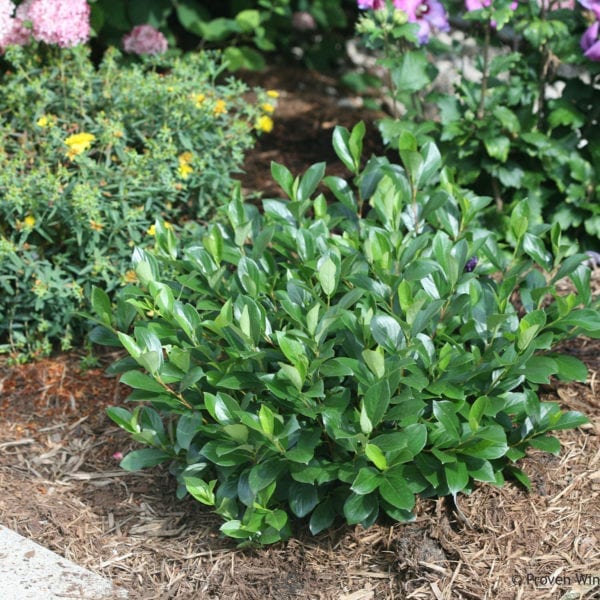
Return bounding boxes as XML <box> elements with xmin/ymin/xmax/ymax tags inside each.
<box><xmin>178</xmin><ymin>151</ymin><xmax>194</xmax><ymax>179</ymax></box>
<box><xmin>266</xmin><ymin>90</ymin><xmax>280</xmax><ymax>98</ymax></box>
<box><xmin>36</xmin><ymin>116</ymin><xmax>49</xmax><ymax>127</ymax></box>
<box><xmin>178</xmin><ymin>151</ymin><xmax>193</xmax><ymax>165</ymax></box>
<box><xmin>194</xmin><ymin>93</ymin><xmax>206</xmax><ymax>107</ymax></box>
<box><xmin>178</xmin><ymin>163</ymin><xmax>193</xmax><ymax>179</ymax></box>
<box><xmin>213</xmin><ymin>99</ymin><xmax>227</xmax><ymax>116</ymax></box>
<box><xmin>123</xmin><ymin>270</ymin><xmax>138</xmax><ymax>283</ymax></box>
<box><xmin>24</xmin><ymin>215</ymin><xmax>36</xmax><ymax>228</ymax></box>
<box><xmin>147</xmin><ymin>222</ymin><xmax>172</xmax><ymax>236</ymax></box>
<box><xmin>89</xmin><ymin>219</ymin><xmax>104</xmax><ymax>231</ymax></box>
<box><xmin>65</xmin><ymin>132</ymin><xmax>96</xmax><ymax>158</ymax></box>
<box><xmin>261</xmin><ymin>103</ymin><xmax>275</xmax><ymax>114</ymax></box>
<box><xmin>256</xmin><ymin>115</ymin><xmax>274</xmax><ymax>133</ymax></box>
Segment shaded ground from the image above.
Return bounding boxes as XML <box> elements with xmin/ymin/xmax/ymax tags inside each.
<box><xmin>1</xmin><ymin>65</ymin><xmax>599</xmax><ymax>600</ymax></box>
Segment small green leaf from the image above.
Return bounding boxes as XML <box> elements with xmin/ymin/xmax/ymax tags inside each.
<box><xmin>297</xmin><ymin>162</ymin><xmax>326</xmax><ymax>201</ymax></box>
<box><xmin>529</xmin><ymin>435</ymin><xmax>561</xmax><ymax>455</ymax></box>
<box><xmin>444</xmin><ymin>461</ymin><xmax>469</xmax><ymax>495</ymax></box>
<box><xmin>91</xmin><ymin>286</ymin><xmax>112</xmax><ymax>326</ymax></box>
<box><xmin>259</xmin><ymin>404</ymin><xmax>275</xmax><ymax>436</ymax></box>
<box><xmin>120</xmin><ymin>370</ymin><xmax>164</xmax><ymax>393</ymax></box>
<box><xmin>106</xmin><ymin>407</ymin><xmax>137</xmax><ymax>433</ymax></box>
<box><xmin>365</xmin><ymin>443</ymin><xmax>388</xmax><ymax>470</ymax></box>
<box><xmin>184</xmin><ymin>476</ymin><xmax>216</xmax><ymax>506</ymax></box>
<box><xmin>332</xmin><ymin>126</ymin><xmax>356</xmax><ymax>172</ymax></box>
<box><xmin>370</xmin><ymin>315</ymin><xmax>404</xmax><ymax>351</ymax></box>
<box><xmin>484</xmin><ymin>135</ymin><xmax>510</xmax><ymax>162</ymax></box>
<box><xmin>120</xmin><ymin>448</ymin><xmax>170</xmax><ymax>471</ymax></box>
<box><xmin>317</xmin><ymin>255</ymin><xmax>338</xmax><ymax>297</ymax></box>
<box><xmin>271</xmin><ymin>162</ymin><xmax>294</xmax><ymax>198</ymax></box>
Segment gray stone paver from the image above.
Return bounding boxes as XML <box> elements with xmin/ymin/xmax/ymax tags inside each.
<box><xmin>0</xmin><ymin>526</ymin><xmax>127</xmax><ymax>599</ymax></box>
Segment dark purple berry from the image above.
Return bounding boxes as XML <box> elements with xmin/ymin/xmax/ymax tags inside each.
<box><xmin>464</xmin><ymin>257</ymin><xmax>478</xmax><ymax>272</ymax></box>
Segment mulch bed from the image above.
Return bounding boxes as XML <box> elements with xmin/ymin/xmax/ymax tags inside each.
<box><xmin>1</xmin><ymin>64</ymin><xmax>599</xmax><ymax>599</ymax></box>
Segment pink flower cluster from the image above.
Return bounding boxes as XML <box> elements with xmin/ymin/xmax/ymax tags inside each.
<box><xmin>122</xmin><ymin>24</ymin><xmax>168</xmax><ymax>56</ymax></box>
<box><xmin>0</xmin><ymin>0</ymin><xmax>90</xmax><ymax>50</ymax></box>
<box><xmin>358</xmin><ymin>0</ymin><xmax>450</xmax><ymax>44</ymax></box>
<box><xmin>579</xmin><ymin>0</ymin><xmax>600</xmax><ymax>60</ymax></box>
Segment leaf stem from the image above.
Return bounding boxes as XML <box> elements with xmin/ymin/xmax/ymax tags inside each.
<box><xmin>477</xmin><ymin>23</ymin><xmax>491</xmax><ymax>120</ymax></box>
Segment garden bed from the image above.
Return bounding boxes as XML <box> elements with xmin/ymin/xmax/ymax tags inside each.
<box><xmin>1</xmin><ymin>65</ymin><xmax>599</xmax><ymax>600</ymax></box>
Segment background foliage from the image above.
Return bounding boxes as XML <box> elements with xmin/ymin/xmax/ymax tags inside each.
<box><xmin>88</xmin><ymin>0</ymin><xmax>358</xmax><ymax>69</ymax></box>
<box><xmin>354</xmin><ymin>0</ymin><xmax>600</xmax><ymax>244</ymax></box>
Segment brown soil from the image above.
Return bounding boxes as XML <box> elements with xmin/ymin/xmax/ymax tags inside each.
<box><xmin>1</xmin><ymin>65</ymin><xmax>599</xmax><ymax>600</ymax></box>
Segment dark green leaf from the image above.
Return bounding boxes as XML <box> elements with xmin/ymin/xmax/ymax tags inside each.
<box><xmin>288</xmin><ymin>481</ymin><xmax>319</xmax><ymax>518</ymax></box>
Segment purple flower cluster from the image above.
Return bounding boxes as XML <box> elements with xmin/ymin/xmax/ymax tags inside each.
<box><xmin>0</xmin><ymin>0</ymin><xmax>90</xmax><ymax>50</ymax></box>
<box><xmin>579</xmin><ymin>0</ymin><xmax>600</xmax><ymax>60</ymax></box>
<box><xmin>358</xmin><ymin>0</ymin><xmax>450</xmax><ymax>44</ymax></box>
<box><xmin>122</xmin><ymin>24</ymin><xmax>168</xmax><ymax>56</ymax></box>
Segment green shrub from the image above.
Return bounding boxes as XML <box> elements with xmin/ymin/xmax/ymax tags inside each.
<box><xmin>92</xmin><ymin>123</ymin><xmax>598</xmax><ymax>545</ymax></box>
<box><xmin>354</xmin><ymin>1</ymin><xmax>600</xmax><ymax>243</ymax></box>
<box><xmin>0</xmin><ymin>43</ymin><xmax>275</xmax><ymax>357</ymax></box>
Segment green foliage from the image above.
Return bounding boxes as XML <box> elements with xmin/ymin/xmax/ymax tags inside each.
<box><xmin>0</xmin><ymin>44</ymin><xmax>274</xmax><ymax>357</ymax></box>
<box><xmin>91</xmin><ymin>0</ymin><xmax>357</xmax><ymax>70</ymax></box>
<box><xmin>355</xmin><ymin>1</ymin><xmax>600</xmax><ymax>243</ymax></box>
<box><xmin>93</xmin><ymin>123</ymin><xmax>595</xmax><ymax>544</ymax></box>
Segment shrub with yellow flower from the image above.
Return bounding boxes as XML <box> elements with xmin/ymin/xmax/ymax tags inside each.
<box><xmin>24</xmin><ymin>215</ymin><xmax>36</xmax><ymax>228</ymax></box>
<box><xmin>266</xmin><ymin>90</ymin><xmax>280</xmax><ymax>98</ymax></box>
<box><xmin>65</xmin><ymin>132</ymin><xmax>96</xmax><ymax>159</ymax></box>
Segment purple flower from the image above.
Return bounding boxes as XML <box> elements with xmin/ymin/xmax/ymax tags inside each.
<box><xmin>122</xmin><ymin>24</ymin><xmax>168</xmax><ymax>56</ymax></box>
<box><xmin>358</xmin><ymin>0</ymin><xmax>387</xmax><ymax>8</ymax></box>
<box><xmin>464</xmin><ymin>257</ymin><xmax>478</xmax><ymax>272</ymax></box>
<box><xmin>394</xmin><ymin>0</ymin><xmax>450</xmax><ymax>44</ymax></box>
<box><xmin>578</xmin><ymin>0</ymin><xmax>600</xmax><ymax>18</ymax></box>
<box><xmin>581</xmin><ymin>20</ymin><xmax>600</xmax><ymax>60</ymax></box>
